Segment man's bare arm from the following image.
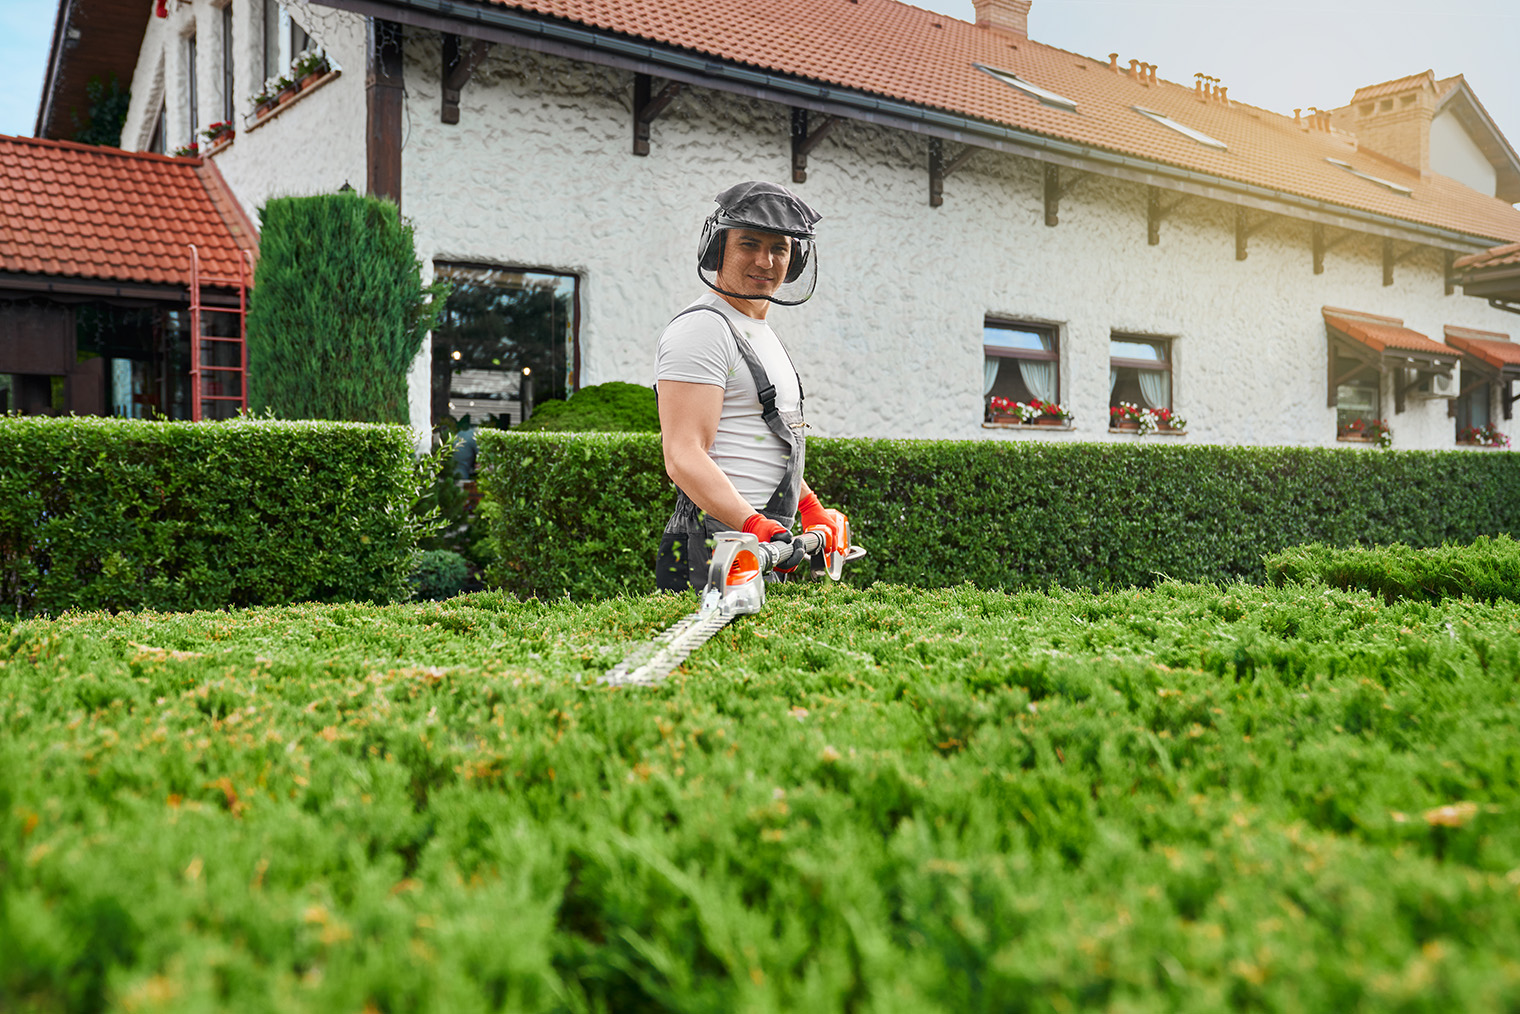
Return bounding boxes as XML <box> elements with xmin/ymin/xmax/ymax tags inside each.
<box><xmin>658</xmin><ymin>380</ymin><xmax>759</xmax><ymax>531</ymax></box>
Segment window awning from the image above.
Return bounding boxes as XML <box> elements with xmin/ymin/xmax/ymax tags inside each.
<box><xmin>1444</xmin><ymin>325</ymin><xmax>1520</xmax><ymax>419</ymax></box>
<box><xmin>1454</xmin><ymin>242</ymin><xmax>1520</xmax><ymax>314</ymax></box>
<box><xmin>1324</xmin><ymin>307</ymin><xmax>1458</xmax><ymax>414</ymax></box>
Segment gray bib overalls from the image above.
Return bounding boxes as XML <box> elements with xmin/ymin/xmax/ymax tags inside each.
<box><xmin>655</xmin><ymin>305</ymin><xmax>806</xmax><ymax>592</ymax></box>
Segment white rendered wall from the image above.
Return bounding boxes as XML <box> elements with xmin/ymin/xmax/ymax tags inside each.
<box><xmin>1431</xmin><ymin>110</ymin><xmax>1498</xmax><ymax>198</ymax></box>
<box><xmin>119</xmin><ymin>1</ymin><xmax>367</xmax><ymax>226</ymax></box>
<box><xmin>398</xmin><ymin>37</ymin><xmax>1520</xmax><ymax>451</ymax></box>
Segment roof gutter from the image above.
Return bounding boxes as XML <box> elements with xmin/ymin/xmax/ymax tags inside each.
<box><xmin>317</xmin><ymin>0</ymin><xmax>1505</xmax><ymax>251</ymax></box>
<box><xmin>36</xmin><ymin>0</ymin><xmax>75</xmax><ymax>138</ymax></box>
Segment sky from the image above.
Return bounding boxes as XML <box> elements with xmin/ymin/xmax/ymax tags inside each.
<box><xmin>4</xmin><ymin>0</ymin><xmax>1518</xmax><ymax>155</ymax></box>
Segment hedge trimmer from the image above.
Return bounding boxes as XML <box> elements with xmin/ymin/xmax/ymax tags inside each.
<box><xmin>602</xmin><ymin>523</ymin><xmax>866</xmax><ymax>687</ymax></box>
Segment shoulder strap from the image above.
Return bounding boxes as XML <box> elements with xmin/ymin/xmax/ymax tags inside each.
<box><xmin>668</xmin><ymin>305</ymin><xmax>803</xmax><ymax>422</ymax></box>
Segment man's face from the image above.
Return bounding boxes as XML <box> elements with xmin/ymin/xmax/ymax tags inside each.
<box><xmin>716</xmin><ymin>228</ymin><xmax>792</xmax><ymax>297</ymax></box>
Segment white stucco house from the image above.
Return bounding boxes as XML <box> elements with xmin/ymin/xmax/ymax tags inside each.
<box><xmin>31</xmin><ymin>0</ymin><xmax>1520</xmax><ymax>450</ymax></box>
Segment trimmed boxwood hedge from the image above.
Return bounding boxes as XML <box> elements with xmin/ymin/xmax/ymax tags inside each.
<box><xmin>0</xmin><ymin>416</ymin><xmax>422</xmax><ymax>617</ymax></box>
<box><xmin>476</xmin><ymin>431</ymin><xmax>1520</xmax><ymax>599</ymax></box>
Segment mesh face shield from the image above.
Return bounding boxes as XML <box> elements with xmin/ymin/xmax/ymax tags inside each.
<box><xmin>697</xmin><ymin>181</ymin><xmax>822</xmax><ymax>306</ymax></box>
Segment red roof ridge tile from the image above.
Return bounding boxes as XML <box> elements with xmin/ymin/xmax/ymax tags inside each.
<box><xmin>1349</xmin><ymin>70</ymin><xmax>1436</xmax><ymax>103</ymax></box>
<box><xmin>1444</xmin><ymin>324</ymin><xmax>1511</xmax><ymax>343</ymax></box>
<box><xmin>0</xmin><ymin>133</ymin><xmax>199</xmax><ymax>168</ymax></box>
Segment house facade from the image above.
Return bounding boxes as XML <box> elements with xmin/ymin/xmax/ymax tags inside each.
<box><xmin>32</xmin><ymin>0</ymin><xmax>1520</xmax><ymax>450</ymax></box>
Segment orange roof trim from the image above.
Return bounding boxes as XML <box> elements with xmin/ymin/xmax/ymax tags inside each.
<box><xmin>0</xmin><ymin>134</ymin><xmax>251</xmax><ymax>289</ymax></box>
<box><xmin>1444</xmin><ymin>325</ymin><xmax>1520</xmax><ymax>370</ymax></box>
<box><xmin>1323</xmin><ymin>308</ymin><xmax>1455</xmax><ymax>358</ymax></box>
<box><xmin>1455</xmin><ymin>241</ymin><xmax>1520</xmax><ymax>272</ymax></box>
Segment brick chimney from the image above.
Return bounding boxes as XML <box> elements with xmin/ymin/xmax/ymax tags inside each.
<box><xmin>1330</xmin><ymin>71</ymin><xmax>1438</xmax><ymax>176</ymax></box>
<box><xmin>974</xmin><ymin>0</ymin><xmax>1032</xmax><ymax>37</ymax></box>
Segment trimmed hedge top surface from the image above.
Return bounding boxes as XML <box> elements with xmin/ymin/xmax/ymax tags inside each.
<box><xmin>6</xmin><ymin>579</ymin><xmax>1520</xmax><ymax>1010</ymax></box>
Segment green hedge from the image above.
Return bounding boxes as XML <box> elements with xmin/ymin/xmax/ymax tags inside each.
<box><xmin>0</xmin><ymin>417</ymin><xmax>423</xmax><ymax>617</ymax></box>
<box><xmin>515</xmin><ymin>381</ymin><xmax>659</xmax><ymax>433</ymax></box>
<box><xmin>1264</xmin><ymin>535</ymin><xmax>1520</xmax><ymax>603</ymax></box>
<box><xmin>476</xmin><ymin>432</ymin><xmax>1520</xmax><ymax>598</ymax></box>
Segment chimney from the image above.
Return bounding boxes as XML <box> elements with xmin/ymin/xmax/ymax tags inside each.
<box><xmin>1333</xmin><ymin>72</ymin><xmax>1437</xmax><ymax>175</ymax></box>
<box><xmin>973</xmin><ymin>0</ymin><xmax>1032</xmax><ymax>37</ymax></box>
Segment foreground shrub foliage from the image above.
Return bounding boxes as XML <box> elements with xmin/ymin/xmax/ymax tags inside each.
<box><xmin>1265</xmin><ymin>534</ymin><xmax>1520</xmax><ymax>603</ymax></box>
<box><xmin>477</xmin><ymin>433</ymin><xmax>1520</xmax><ymax>598</ymax></box>
<box><xmin>4</xmin><ymin>580</ymin><xmax>1520</xmax><ymax>1011</ymax></box>
<box><xmin>0</xmin><ymin>416</ymin><xmax>422</xmax><ymax>616</ymax></box>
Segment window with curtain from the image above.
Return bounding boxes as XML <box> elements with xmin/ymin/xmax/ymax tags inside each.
<box><xmin>1110</xmin><ymin>335</ymin><xmax>1171</xmax><ymax>416</ymax></box>
<box><xmin>983</xmin><ymin>321</ymin><xmax>1059</xmax><ymax>419</ymax></box>
<box><xmin>262</xmin><ymin>0</ymin><xmax>281</xmax><ymax>80</ymax></box>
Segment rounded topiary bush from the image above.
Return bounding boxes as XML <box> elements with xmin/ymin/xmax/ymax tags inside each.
<box><xmin>412</xmin><ymin>549</ymin><xmax>469</xmax><ymax>601</ymax></box>
<box><xmin>516</xmin><ymin>381</ymin><xmax>658</xmax><ymax>433</ymax></box>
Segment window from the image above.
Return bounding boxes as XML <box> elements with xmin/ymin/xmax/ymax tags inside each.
<box><xmin>983</xmin><ymin>321</ymin><xmax>1059</xmax><ymax>420</ymax></box>
<box><xmin>975</xmin><ymin>64</ymin><xmax>1077</xmax><ymax>112</ymax></box>
<box><xmin>1325</xmin><ymin>158</ymin><xmax>1412</xmax><ymax>196</ymax></box>
<box><xmin>1133</xmin><ymin>107</ymin><xmax>1227</xmax><ymax>151</ymax></box>
<box><xmin>1334</xmin><ymin>352</ymin><xmax>1380</xmax><ymax>435</ymax></box>
<box><xmin>221</xmin><ymin>5</ymin><xmax>234</xmax><ymax>123</ymax></box>
<box><xmin>1110</xmin><ymin>335</ymin><xmax>1172</xmax><ymax>417</ymax></box>
<box><xmin>186</xmin><ymin>33</ymin><xmax>199</xmax><ymax>139</ymax></box>
<box><xmin>148</xmin><ymin>104</ymin><xmax>166</xmax><ymax>154</ymax></box>
<box><xmin>263</xmin><ymin>0</ymin><xmax>310</xmax><ymax>81</ymax></box>
<box><xmin>1455</xmin><ymin>380</ymin><xmax>1492</xmax><ymax>439</ymax></box>
<box><xmin>431</xmin><ymin>264</ymin><xmax>579</xmax><ymax>432</ymax></box>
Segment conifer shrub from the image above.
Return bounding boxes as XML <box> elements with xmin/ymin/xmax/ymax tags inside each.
<box><xmin>0</xmin><ymin>416</ymin><xmax>423</xmax><ymax>617</ymax></box>
<box><xmin>515</xmin><ymin>381</ymin><xmax>659</xmax><ymax>433</ymax></box>
<box><xmin>1264</xmin><ymin>534</ymin><xmax>1520</xmax><ymax>603</ymax></box>
<box><xmin>247</xmin><ymin>193</ymin><xmax>447</xmax><ymax>423</ymax></box>
<box><xmin>475</xmin><ymin>433</ymin><xmax>1520</xmax><ymax>598</ymax></box>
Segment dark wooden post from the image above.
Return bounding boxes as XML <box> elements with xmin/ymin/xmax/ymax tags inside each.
<box><xmin>366</xmin><ymin>19</ymin><xmax>404</xmax><ymax>207</ymax></box>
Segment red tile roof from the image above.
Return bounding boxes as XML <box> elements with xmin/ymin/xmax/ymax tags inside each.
<box><xmin>481</xmin><ymin>0</ymin><xmax>1520</xmax><ymax>243</ymax></box>
<box><xmin>1350</xmin><ymin>71</ymin><xmax>1436</xmax><ymax>104</ymax></box>
<box><xmin>1444</xmin><ymin>325</ymin><xmax>1520</xmax><ymax>370</ymax></box>
<box><xmin>0</xmin><ymin>134</ymin><xmax>251</xmax><ymax>288</ymax></box>
<box><xmin>1454</xmin><ymin>241</ymin><xmax>1520</xmax><ymax>272</ymax></box>
<box><xmin>1323</xmin><ymin>308</ymin><xmax>1454</xmax><ymax>357</ymax></box>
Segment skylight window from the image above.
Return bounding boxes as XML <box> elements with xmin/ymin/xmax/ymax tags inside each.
<box><xmin>976</xmin><ymin>64</ymin><xmax>1077</xmax><ymax>113</ymax></box>
<box><xmin>1132</xmin><ymin>106</ymin><xmax>1228</xmax><ymax>151</ymax></box>
<box><xmin>1325</xmin><ymin>158</ymin><xmax>1413</xmax><ymax>196</ymax></box>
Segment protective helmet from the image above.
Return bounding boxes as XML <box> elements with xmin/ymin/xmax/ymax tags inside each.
<box><xmin>698</xmin><ymin>181</ymin><xmax>821</xmax><ymax>305</ymax></box>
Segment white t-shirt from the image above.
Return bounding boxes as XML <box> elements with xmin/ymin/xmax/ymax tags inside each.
<box><xmin>654</xmin><ymin>293</ymin><xmax>802</xmax><ymax>509</ymax></box>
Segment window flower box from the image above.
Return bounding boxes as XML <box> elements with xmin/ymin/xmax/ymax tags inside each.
<box><xmin>1458</xmin><ymin>425</ymin><xmax>1510</xmax><ymax>449</ymax></box>
<box><xmin>987</xmin><ymin>396</ymin><xmax>1073</xmax><ymax>426</ymax></box>
<box><xmin>1109</xmin><ymin>402</ymin><xmax>1186</xmax><ymax>435</ymax></box>
<box><xmin>1337</xmin><ymin>418</ymin><xmax>1391</xmax><ymax>448</ymax></box>
<box><xmin>293</xmin><ymin>50</ymin><xmax>332</xmax><ymax>90</ymax></box>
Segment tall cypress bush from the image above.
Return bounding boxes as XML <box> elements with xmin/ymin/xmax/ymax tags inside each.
<box><xmin>248</xmin><ymin>193</ymin><xmax>447</xmax><ymax>423</ymax></box>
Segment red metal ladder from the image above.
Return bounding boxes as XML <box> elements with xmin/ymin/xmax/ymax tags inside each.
<box><xmin>187</xmin><ymin>244</ymin><xmax>253</xmax><ymax>422</ymax></box>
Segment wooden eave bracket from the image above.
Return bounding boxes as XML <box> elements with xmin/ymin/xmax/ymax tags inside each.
<box><xmin>929</xmin><ymin>138</ymin><xmax>979</xmax><ymax>207</ymax></box>
<box><xmin>1042</xmin><ymin>164</ymin><xmax>1085</xmax><ymax>225</ymax></box>
<box><xmin>441</xmin><ymin>34</ymin><xmax>492</xmax><ymax>124</ymax></box>
<box><xmin>1235</xmin><ymin>207</ymin><xmax>1271</xmax><ymax>261</ymax></box>
<box><xmin>1312</xmin><ymin>223</ymin><xmax>1352</xmax><ymax>275</ymax></box>
<box><xmin>1444</xmin><ymin>250</ymin><xmax>1456</xmax><ymax>296</ymax></box>
<box><xmin>632</xmin><ymin>73</ymin><xmax>684</xmax><ymax>156</ymax></box>
<box><xmin>791</xmin><ymin>109</ymin><xmax>840</xmax><ymax>184</ymax></box>
<box><xmin>1383</xmin><ymin>238</ymin><xmax>1423</xmax><ymax>287</ymax></box>
<box><xmin>1146</xmin><ymin>187</ymin><xmax>1189</xmax><ymax>245</ymax></box>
